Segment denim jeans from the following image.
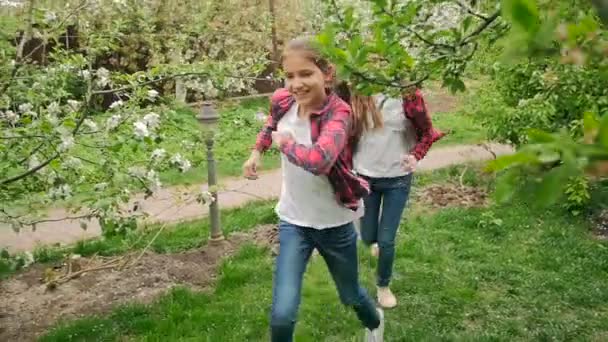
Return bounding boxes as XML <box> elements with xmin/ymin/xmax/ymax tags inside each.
<box><xmin>270</xmin><ymin>220</ymin><xmax>380</xmax><ymax>342</ymax></box>
<box><xmin>360</xmin><ymin>174</ymin><xmax>413</xmax><ymax>287</ymax></box>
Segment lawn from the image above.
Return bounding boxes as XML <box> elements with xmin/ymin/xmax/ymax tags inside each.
<box><xmin>38</xmin><ymin>170</ymin><xmax>608</xmax><ymax>341</ymax></box>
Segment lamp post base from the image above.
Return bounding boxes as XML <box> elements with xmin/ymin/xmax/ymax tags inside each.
<box><xmin>209</xmin><ymin>234</ymin><xmax>225</xmax><ymax>244</ymax></box>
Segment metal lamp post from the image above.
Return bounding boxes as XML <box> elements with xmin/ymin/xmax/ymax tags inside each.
<box><xmin>196</xmin><ymin>101</ymin><xmax>223</xmax><ymax>242</ymax></box>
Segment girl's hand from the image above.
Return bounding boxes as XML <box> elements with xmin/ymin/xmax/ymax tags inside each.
<box><xmin>243</xmin><ymin>151</ymin><xmax>261</xmax><ymax>180</ymax></box>
<box><xmin>401</xmin><ymin>154</ymin><xmax>417</xmax><ymax>173</ymax></box>
<box><xmin>271</xmin><ymin>131</ymin><xmax>293</xmax><ymax>148</ymax></box>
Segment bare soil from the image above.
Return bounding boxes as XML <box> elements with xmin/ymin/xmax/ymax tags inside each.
<box><xmin>0</xmin><ymin>225</ymin><xmax>276</xmax><ymax>342</ymax></box>
<box><xmin>416</xmin><ymin>183</ymin><xmax>489</xmax><ymax>209</ymax></box>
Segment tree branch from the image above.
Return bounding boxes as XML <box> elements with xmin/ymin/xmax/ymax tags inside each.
<box><xmin>454</xmin><ymin>0</ymin><xmax>489</xmax><ymax>20</ymax></box>
<box><xmin>460</xmin><ymin>10</ymin><xmax>502</xmax><ymax>46</ymax></box>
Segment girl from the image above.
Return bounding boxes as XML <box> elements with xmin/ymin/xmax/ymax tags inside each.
<box><xmin>337</xmin><ymin>82</ymin><xmax>444</xmax><ymax>309</ymax></box>
<box><xmin>243</xmin><ymin>37</ymin><xmax>383</xmax><ymax>342</ymax></box>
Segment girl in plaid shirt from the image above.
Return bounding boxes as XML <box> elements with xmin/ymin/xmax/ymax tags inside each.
<box><xmin>243</xmin><ymin>36</ymin><xmax>384</xmax><ymax>342</ymax></box>
<box><xmin>336</xmin><ymin>82</ymin><xmax>444</xmax><ymax>310</ymax></box>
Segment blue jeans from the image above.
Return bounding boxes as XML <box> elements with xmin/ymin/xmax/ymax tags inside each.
<box><xmin>270</xmin><ymin>220</ymin><xmax>380</xmax><ymax>342</ymax></box>
<box><xmin>360</xmin><ymin>174</ymin><xmax>413</xmax><ymax>287</ymax></box>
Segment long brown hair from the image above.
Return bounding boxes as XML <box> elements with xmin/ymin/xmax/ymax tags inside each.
<box><xmin>335</xmin><ymin>81</ymin><xmax>383</xmax><ymax>146</ymax></box>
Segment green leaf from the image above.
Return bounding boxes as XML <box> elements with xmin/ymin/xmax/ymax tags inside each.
<box><xmin>583</xmin><ymin>111</ymin><xmax>600</xmax><ymax>142</ymax></box>
<box><xmin>494</xmin><ymin>169</ymin><xmax>518</xmax><ymax>203</ymax></box>
<box><xmin>527</xmin><ymin>128</ymin><xmax>556</xmax><ymax>143</ymax></box>
<box><xmin>502</xmin><ymin>0</ymin><xmax>540</xmax><ymax>32</ymax></box>
<box><xmin>486</xmin><ymin>151</ymin><xmax>538</xmax><ymax>172</ymax></box>
<box><xmin>534</xmin><ymin>165</ymin><xmax>569</xmax><ymax>206</ymax></box>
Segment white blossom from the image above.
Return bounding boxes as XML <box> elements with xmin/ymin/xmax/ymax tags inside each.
<box><xmin>48</xmin><ymin>184</ymin><xmax>72</xmax><ymax>200</ymax></box>
<box><xmin>67</xmin><ymin>100</ymin><xmax>81</xmax><ymax>112</ymax></box>
<box><xmin>133</xmin><ymin>121</ymin><xmax>150</xmax><ymax>138</ymax></box>
<box><xmin>127</xmin><ymin>166</ymin><xmax>146</xmax><ymax>178</ymax></box>
<box><xmin>95</xmin><ymin>67</ymin><xmax>110</xmax><ymax>87</ymax></box>
<box><xmin>151</xmin><ymin>148</ymin><xmax>166</xmax><ymax>160</ymax></box>
<box><xmin>109</xmin><ymin>100</ymin><xmax>123</xmax><ymax>109</ymax></box>
<box><xmin>106</xmin><ymin>114</ymin><xmax>122</xmax><ymax>130</ymax></box>
<box><xmin>46</xmin><ymin>114</ymin><xmax>59</xmax><ymax>126</ymax></box>
<box><xmin>18</xmin><ymin>103</ymin><xmax>33</xmax><ymax>113</ymax></box>
<box><xmin>146</xmin><ymin>170</ymin><xmax>162</xmax><ymax>192</ymax></box>
<box><xmin>147</xmin><ymin>89</ymin><xmax>159</xmax><ymax>100</ymax></box>
<box><xmin>59</xmin><ymin>134</ymin><xmax>75</xmax><ymax>151</ymax></box>
<box><xmin>143</xmin><ymin>112</ymin><xmax>160</xmax><ymax>129</ymax></box>
<box><xmin>80</xmin><ymin>69</ymin><xmax>91</xmax><ymax>79</ymax></box>
<box><xmin>170</xmin><ymin>153</ymin><xmax>192</xmax><ymax>172</ymax></box>
<box><xmin>84</xmin><ymin>119</ymin><xmax>98</xmax><ymax>131</ymax></box>
<box><xmin>28</xmin><ymin>155</ymin><xmax>40</xmax><ymax>170</ymax></box>
<box><xmin>64</xmin><ymin>157</ymin><xmax>83</xmax><ymax>169</ymax></box>
<box><xmin>1</xmin><ymin>110</ymin><xmax>19</xmax><ymax>124</ymax></box>
<box><xmin>43</xmin><ymin>11</ymin><xmax>57</xmax><ymax>23</ymax></box>
<box><xmin>47</xmin><ymin>102</ymin><xmax>61</xmax><ymax>115</ymax></box>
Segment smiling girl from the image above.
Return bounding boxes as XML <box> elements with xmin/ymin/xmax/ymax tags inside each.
<box><xmin>243</xmin><ymin>37</ymin><xmax>383</xmax><ymax>342</ymax></box>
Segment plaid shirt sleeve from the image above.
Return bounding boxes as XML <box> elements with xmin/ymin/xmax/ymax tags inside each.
<box><xmin>403</xmin><ymin>89</ymin><xmax>445</xmax><ymax>161</ymax></box>
<box><xmin>279</xmin><ymin>107</ymin><xmax>352</xmax><ymax>176</ymax></box>
<box><xmin>254</xmin><ymin>89</ymin><xmax>291</xmax><ymax>153</ymax></box>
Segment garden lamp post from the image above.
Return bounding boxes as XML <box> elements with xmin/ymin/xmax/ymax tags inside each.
<box><xmin>197</xmin><ymin>101</ymin><xmax>223</xmax><ymax>242</ymax></box>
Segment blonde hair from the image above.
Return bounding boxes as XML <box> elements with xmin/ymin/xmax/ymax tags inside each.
<box><xmin>334</xmin><ymin>81</ymin><xmax>383</xmax><ymax>143</ymax></box>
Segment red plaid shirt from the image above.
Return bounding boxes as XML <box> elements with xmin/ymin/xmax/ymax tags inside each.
<box><xmin>402</xmin><ymin>89</ymin><xmax>445</xmax><ymax>160</ymax></box>
<box><xmin>254</xmin><ymin>89</ymin><xmax>370</xmax><ymax>211</ymax></box>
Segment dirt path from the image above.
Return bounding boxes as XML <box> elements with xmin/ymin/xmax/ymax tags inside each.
<box><xmin>0</xmin><ymin>143</ymin><xmax>512</xmax><ymax>253</ymax></box>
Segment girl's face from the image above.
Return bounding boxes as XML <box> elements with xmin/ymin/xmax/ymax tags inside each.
<box><xmin>282</xmin><ymin>54</ymin><xmax>332</xmax><ymax>109</ymax></box>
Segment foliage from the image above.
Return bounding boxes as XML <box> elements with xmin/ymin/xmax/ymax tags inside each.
<box><xmin>319</xmin><ymin>0</ymin><xmax>608</xmax><ymax>210</ymax></box>
<box><xmin>317</xmin><ymin>0</ymin><xmax>508</xmax><ymax>96</ymax></box>
<box><xmin>0</xmin><ymin>0</ymin><xmax>275</xmax><ymax>236</ymax></box>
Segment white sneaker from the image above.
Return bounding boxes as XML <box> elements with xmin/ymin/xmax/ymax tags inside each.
<box><xmin>365</xmin><ymin>308</ymin><xmax>384</xmax><ymax>342</ymax></box>
<box><xmin>370</xmin><ymin>243</ymin><xmax>379</xmax><ymax>258</ymax></box>
<box><xmin>377</xmin><ymin>286</ymin><xmax>397</xmax><ymax>309</ymax></box>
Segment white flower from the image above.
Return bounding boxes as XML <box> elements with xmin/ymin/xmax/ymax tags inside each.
<box><xmin>127</xmin><ymin>166</ymin><xmax>146</xmax><ymax>178</ymax></box>
<box><xmin>181</xmin><ymin>140</ymin><xmax>195</xmax><ymax>149</ymax></box>
<box><xmin>80</xmin><ymin>70</ymin><xmax>91</xmax><ymax>79</ymax></box>
<box><xmin>94</xmin><ymin>182</ymin><xmax>108</xmax><ymax>191</ymax></box>
<box><xmin>46</xmin><ymin>114</ymin><xmax>59</xmax><ymax>126</ymax></box>
<box><xmin>109</xmin><ymin>100</ymin><xmax>123</xmax><ymax>109</ymax></box>
<box><xmin>146</xmin><ymin>170</ymin><xmax>162</xmax><ymax>192</ymax></box>
<box><xmin>95</xmin><ymin>67</ymin><xmax>110</xmax><ymax>87</ymax></box>
<box><xmin>67</xmin><ymin>100</ymin><xmax>81</xmax><ymax>111</ymax></box>
<box><xmin>143</xmin><ymin>112</ymin><xmax>160</xmax><ymax>129</ymax></box>
<box><xmin>64</xmin><ymin>157</ymin><xmax>82</xmax><ymax>169</ymax></box>
<box><xmin>43</xmin><ymin>11</ymin><xmax>57</xmax><ymax>23</ymax></box>
<box><xmin>106</xmin><ymin>114</ymin><xmax>122</xmax><ymax>130</ymax></box>
<box><xmin>18</xmin><ymin>103</ymin><xmax>33</xmax><ymax>113</ymax></box>
<box><xmin>170</xmin><ymin>153</ymin><xmax>192</xmax><ymax>172</ymax></box>
<box><xmin>28</xmin><ymin>155</ymin><xmax>40</xmax><ymax>170</ymax></box>
<box><xmin>48</xmin><ymin>184</ymin><xmax>72</xmax><ymax>200</ymax></box>
<box><xmin>133</xmin><ymin>121</ymin><xmax>150</xmax><ymax>138</ymax></box>
<box><xmin>59</xmin><ymin>135</ymin><xmax>75</xmax><ymax>151</ymax></box>
<box><xmin>151</xmin><ymin>148</ymin><xmax>166</xmax><ymax>160</ymax></box>
<box><xmin>47</xmin><ymin>102</ymin><xmax>61</xmax><ymax>115</ymax></box>
<box><xmin>1</xmin><ymin>110</ymin><xmax>19</xmax><ymax>124</ymax></box>
<box><xmin>147</xmin><ymin>89</ymin><xmax>159</xmax><ymax>100</ymax></box>
<box><xmin>84</xmin><ymin>119</ymin><xmax>98</xmax><ymax>131</ymax></box>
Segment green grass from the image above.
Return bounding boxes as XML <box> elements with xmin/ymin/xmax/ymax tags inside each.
<box><xmin>433</xmin><ymin>110</ymin><xmax>487</xmax><ymax>147</ymax></box>
<box><xmin>40</xmin><ymin>197</ymin><xmax>608</xmax><ymax>341</ymax></box>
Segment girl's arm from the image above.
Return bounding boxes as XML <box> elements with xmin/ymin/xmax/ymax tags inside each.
<box><xmin>253</xmin><ymin>89</ymin><xmax>292</xmax><ymax>153</ymax></box>
<box><xmin>403</xmin><ymin>89</ymin><xmax>444</xmax><ymax>160</ymax></box>
<box><xmin>278</xmin><ymin>108</ymin><xmax>352</xmax><ymax>176</ymax></box>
